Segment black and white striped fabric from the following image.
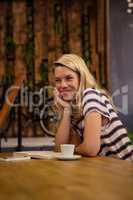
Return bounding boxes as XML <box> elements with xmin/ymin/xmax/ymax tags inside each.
<box><xmin>72</xmin><ymin>88</ymin><xmax>133</xmax><ymax>161</ymax></box>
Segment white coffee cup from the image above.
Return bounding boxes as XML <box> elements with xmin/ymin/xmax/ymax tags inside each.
<box><xmin>60</xmin><ymin>144</ymin><xmax>75</xmax><ymax>157</ymax></box>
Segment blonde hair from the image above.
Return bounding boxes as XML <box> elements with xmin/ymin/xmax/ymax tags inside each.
<box><xmin>54</xmin><ymin>54</ymin><xmax>114</xmax><ymax>118</ymax></box>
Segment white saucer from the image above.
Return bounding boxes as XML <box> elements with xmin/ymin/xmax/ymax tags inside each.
<box><xmin>55</xmin><ymin>155</ymin><xmax>81</xmax><ymax>161</ymax></box>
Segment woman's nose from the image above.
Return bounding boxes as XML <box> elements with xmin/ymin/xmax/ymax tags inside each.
<box><xmin>60</xmin><ymin>80</ymin><xmax>67</xmax><ymax>88</ymax></box>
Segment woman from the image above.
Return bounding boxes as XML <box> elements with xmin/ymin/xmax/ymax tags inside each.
<box><xmin>53</xmin><ymin>53</ymin><xmax>133</xmax><ymax>161</ymax></box>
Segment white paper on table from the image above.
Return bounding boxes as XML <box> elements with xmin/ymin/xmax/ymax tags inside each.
<box><xmin>13</xmin><ymin>151</ymin><xmax>61</xmax><ymax>160</ymax></box>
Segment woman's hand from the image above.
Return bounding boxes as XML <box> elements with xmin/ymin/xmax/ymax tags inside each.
<box><xmin>54</xmin><ymin>88</ymin><xmax>71</xmax><ymax>111</ymax></box>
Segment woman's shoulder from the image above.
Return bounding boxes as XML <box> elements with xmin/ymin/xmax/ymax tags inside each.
<box><xmin>82</xmin><ymin>88</ymin><xmax>101</xmax><ymax>97</ymax></box>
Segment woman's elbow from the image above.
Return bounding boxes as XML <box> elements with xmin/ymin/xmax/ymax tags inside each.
<box><xmin>86</xmin><ymin>149</ymin><xmax>99</xmax><ymax>157</ymax></box>
<box><xmin>81</xmin><ymin>143</ymin><xmax>100</xmax><ymax>157</ymax></box>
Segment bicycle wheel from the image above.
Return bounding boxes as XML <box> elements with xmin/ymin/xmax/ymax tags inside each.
<box><xmin>40</xmin><ymin>104</ymin><xmax>59</xmax><ymax>137</ymax></box>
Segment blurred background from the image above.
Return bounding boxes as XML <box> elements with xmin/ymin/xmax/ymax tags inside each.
<box><xmin>0</xmin><ymin>0</ymin><xmax>133</xmax><ymax>150</ymax></box>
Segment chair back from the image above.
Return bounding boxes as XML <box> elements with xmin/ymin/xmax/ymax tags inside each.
<box><xmin>0</xmin><ymin>76</ymin><xmax>25</xmax><ymax>133</ymax></box>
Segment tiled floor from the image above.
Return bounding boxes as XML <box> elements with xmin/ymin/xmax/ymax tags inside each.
<box><xmin>0</xmin><ymin>137</ymin><xmax>55</xmax><ymax>152</ymax></box>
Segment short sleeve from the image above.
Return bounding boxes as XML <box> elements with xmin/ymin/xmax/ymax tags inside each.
<box><xmin>82</xmin><ymin>88</ymin><xmax>111</xmax><ymax>122</ymax></box>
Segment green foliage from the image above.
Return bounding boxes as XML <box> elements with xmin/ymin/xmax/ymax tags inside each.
<box><xmin>5</xmin><ymin>36</ymin><xmax>16</xmax><ymax>53</ymax></box>
<box><xmin>4</xmin><ymin>36</ymin><xmax>15</xmax><ymax>85</ymax></box>
<box><xmin>128</xmin><ymin>132</ymin><xmax>133</xmax><ymax>143</ymax></box>
<box><xmin>40</xmin><ymin>59</ymin><xmax>48</xmax><ymax>84</ymax></box>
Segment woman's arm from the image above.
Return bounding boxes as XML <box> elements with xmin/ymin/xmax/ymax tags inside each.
<box><xmin>69</xmin><ymin>128</ymin><xmax>81</xmax><ymax>147</ymax></box>
<box><xmin>55</xmin><ymin>118</ymin><xmax>81</xmax><ymax>151</ymax></box>
<box><xmin>54</xmin><ymin>89</ymin><xmax>73</xmax><ymax>151</ymax></box>
<box><xmin>55</xmin><ymin>108</ymin><xmax>71</xmax><ymax>151</ymax></box>
<box><xmin>75</xmin><ymin>112</ymin><xmax>101</xmax><ymax>157</ymax></box>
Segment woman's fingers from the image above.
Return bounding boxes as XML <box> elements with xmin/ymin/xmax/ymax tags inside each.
<box><xmin>53</xmin><ymin>89</ymin><xmax>71</xmax><ymax>109</ymax></box>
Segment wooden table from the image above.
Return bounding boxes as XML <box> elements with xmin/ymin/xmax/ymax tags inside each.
<box><xmin>0</xmin><ymin>153</ymin><xmax>133</xmax><ymax>200</ymax></box>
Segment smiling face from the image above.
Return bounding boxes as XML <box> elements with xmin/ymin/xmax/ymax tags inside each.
<box><xmin>54</xmin><ymin>66</ymin><xmax>80</xmax><ymax>101</ymax></box>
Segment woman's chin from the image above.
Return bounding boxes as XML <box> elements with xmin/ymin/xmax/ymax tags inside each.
<box><xmin>62</xmin><ymin>96</ymin><xmax>73</xmax><ymax>102</ymax></box>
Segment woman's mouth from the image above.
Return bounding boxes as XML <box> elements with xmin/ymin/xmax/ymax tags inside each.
<box><xmin>60</xmin><ymin>90</ymin><xmax>72</xmax><ymax>95</ymax></box>
<box><xmin>60</xmin><ymin>90</ymin><xmax>76</xmax><ymax>101</ymax></box>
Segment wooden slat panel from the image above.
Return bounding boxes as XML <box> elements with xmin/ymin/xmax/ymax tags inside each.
<box><xmin>96</xmin><ymin>0</ymin><xmax>107</xmax><ymax>86</ymax></box>
<box><xmin>0</xmin><ymin>2</ymin><xmax>6</xmax><ymax>82</ymax></box>
<box><xmin>53</xmin><ymin>0</ymin><xmax>63</xmax><ymax>58</ymax></box>
<box><xmin>47</xmin><ymin>0</ymin><xmax>56</xmax><ymax>85</ymax></box>
<box><xmin>34</xmin><ymin>0</ymin><xmax>48</xmax><ymax>81</ymax></box>
<box><xmin>12</xmin><ymin>0</ymin><xmax>27</xmax><ymax>78</ymax></box>
<box><xmin>0</xmin><ymin>0</ymin><xmax>108</xmax><ymax>87</ymax></box>
<box><xmin>89</xmin><ymin>5</ymin><xmax>100</xmax><ymax>82</ymax></box>
<box><xmin>67</xmin><ymin>0</ymin><xmax>82</xmax><ymax>56</ymax></box>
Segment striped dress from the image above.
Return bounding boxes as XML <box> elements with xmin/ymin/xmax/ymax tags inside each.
<box><xmin>71</xmin><ymin>88</ymin><xmax>133</xmax><ymax>161</ymax></box>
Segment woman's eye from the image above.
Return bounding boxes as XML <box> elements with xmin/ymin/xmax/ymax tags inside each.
<box><xmin>66</xmin><ymin>77</ymin><xmax>73</xmax><ymax>81</ymax></box>
<box><xmin>55</xmin><ymin>79</ymin><xmax>60</xmax><ymax>83</ymax></box>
